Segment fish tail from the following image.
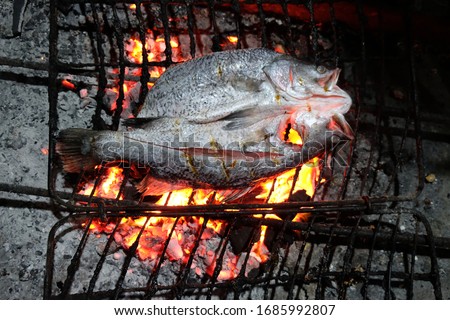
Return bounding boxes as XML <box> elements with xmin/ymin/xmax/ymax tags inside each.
<box><xmin>56</xmin><ymin>128</ymin><xmax>101</xmax><ymax>173</ymax></box>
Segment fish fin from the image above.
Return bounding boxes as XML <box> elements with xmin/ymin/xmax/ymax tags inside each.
<box><xmin>331</xmin><ymin>113</ymin><xmax>354</xmax><ymax>140</ymax></box>
<box><xmin>137</xmin><ymin>174</ymin><xmax>186</xmax><ymax>197</ymax></box>
<box><xmin>229</xmin><ymin>77</ymin><xmax>264</xmax><ymax>92</ymax></box>
<box><xmin>220</xmin><ymin>108</ymin><xmax>260</xmax><ymax>120</ymax></box>
<box><xmin>122</xmin><ymin>117</ymin><xmax>159</xmax><ymax>128</ymax></box>
<box><xmin>222</xmin><ymin>107</ymin><xmax>285</xmax><ymax>130</ymax></box>
<box><xmin>216</xmin><ymin>187</ymin><xmax>254</xmax><ymax>203</ymax></box>
<box><xmin>239</xmin><ymin>128</ymin><xmax>268</xmax><ymax>145</ymax></box>
<box><xmin>223</xmin><ymin>118</ymin><xmax>259</xmax><ymax>130</ymax></box>
<box><xmin>263</xmin><ymin>57</ymin><xmax>294</xmax><ymax>92</ymax></box>
<box><xmin>56</xmin><ymin>128</ymin><xmax>99</xmax><ymax>173</ymax></box>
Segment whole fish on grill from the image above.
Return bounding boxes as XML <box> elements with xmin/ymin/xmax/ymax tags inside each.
<box><xmin>56</xmin><ymin>48</ymin><xmax>353</xmax><ymax>201</ymax></box>
<box><xmin>131</xmin><ymin>48</ymin><xmax>352</xmax><ymax>138</ymax></box>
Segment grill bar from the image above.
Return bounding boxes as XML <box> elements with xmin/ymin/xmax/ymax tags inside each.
<box><xmin>360</xmin><ymin>2</ymin><xmax>384</xmax><ymax>198</ymax></box>
<box><xmin>111</xmin><ymin>4</ymin><xmax>127</xmax><ymax>130</ymax></box>
<box><xmin>256</xmin><ymin>0</ymin><xmax>267</xmax><ymax>48</ymax></box>
<box><xmin>405</xmin><ymin>6</ymin><xmax>425</xmax><ymax>198</ymax></box>
<box><xmin>112</xmin><ymin>215</ymin><xmax>151</xmax><ymax>299</ymax></box>
<box><xmin>135</xmin><ymin>1</ymin><xmax>151</xmax><ymax>108</ymax></box>
<box><xmin>185</xmin><ymin>0</ymin><xmax>197</xmax><ymax>59</ymax></box>
<box><xmin>87</xmin><ymin>218</ymin><xmax>122</xmax><ymax>295</ymax></box>
<box><xmin>176</xmin><ymin>216</ymin><xmax>209</xmax><ymax>299</ymax></box>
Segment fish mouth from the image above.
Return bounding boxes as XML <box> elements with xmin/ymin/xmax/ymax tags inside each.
<box><xmin>328</xmin><ymin>113</ymin><xmax>354</xmax><ymax>140</ymax></box>
<box><xmin>325</xmin><ymin>68</ymin><xmax>341</xmax><ymax>91</ymax></box>
<box><xmin>292</xmin><ymin>93</ymin><xmax>351</xmax><ymax>115</ymax></box>
<box><xmin>316</xmin><ymin>68</ymin><xmax>341</xmax><ymax>91</ymax></box>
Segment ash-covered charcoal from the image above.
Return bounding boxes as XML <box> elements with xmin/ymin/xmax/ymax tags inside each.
<box><xmin>0</xmin><ymin>0</ymin><xmax>49</xmax><ymax>63</ymax></box>
<box><xmin>4</xmin><ymin>128</ymin><xmax>27</xmax><ymax>150</ymax></box>
<box><xmin>0</xmin><ymin>1</ymin><xmax>14</xmax><ymax>38</ymax></box>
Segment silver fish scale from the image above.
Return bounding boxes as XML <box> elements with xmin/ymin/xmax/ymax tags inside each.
<box><xmin>140</xmin><ymin>48</ymin><xmax>281</xmax><ymax>122</ymax></box>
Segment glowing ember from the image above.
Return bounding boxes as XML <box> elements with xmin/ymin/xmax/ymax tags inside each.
<box><xmin>169</xmin><ymin>39</ymin><xmax>179</xmax><ymax>48</ymax></box>
<box><xmin>125</xmin><ymin>32</ymin><xmax>186</xmax><ymax>65</ymax></box>
<box><xmin>106</xmin><ymin>32</ymin><xmax>188</xmax><ymax>117</ymax></box>
<box><xmin>41</xmin><ymin>148</ymin><xmax>48</xmax><ymax>155</ymax></box>
<box><xmin>287</xmin><ymin>126</ymin><xmax>303</xmax><ymax>145</ymax></box>
<box><xmin>126</xmin><ymin>37</ymin><xmax>145</xmax><ymax>64</ymax></box>
<box><xmin>227</xmin><ymin>35</ymin><xmax>238</xmax><ymax>43</ymax></box>
<box><xmin>61</xmin><ymin>79</ymin><xmax>76</xmax><ymax>90</ymax></box>
<box><xmin>274</xmin><ymin>44</ymin><xmax>287</xmax><ymax>54</ymax></box>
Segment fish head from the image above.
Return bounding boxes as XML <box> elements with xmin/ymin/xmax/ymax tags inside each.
<box><xmin>299</xmin><ymin>64</ymin><xmax>352</xmax><ymax>117</ymax></box>
<box><xmin>264</xmin><ymin>56</ymin><xmax>353</xmax><ymax>147</ymax></box>
<box><xmin>264</xmin><ymin>57</ymin><xmax>352</xmax><ymax>115</ymax></box>
<box><xmin>263</xmin><ymin>57</ymin><xmax>312</xmax><ymax>100</ymax></box>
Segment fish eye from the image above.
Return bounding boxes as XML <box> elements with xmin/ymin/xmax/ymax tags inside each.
<box><xmin>316</xmin><ymin>65</ymin><xmax>327</xmax><ymax>74</ymax></box>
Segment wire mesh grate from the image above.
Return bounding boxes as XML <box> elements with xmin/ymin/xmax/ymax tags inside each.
<box><xmin>44</xmin><ymin>207</ymin><xmax>445</xmax><ymax>299</ymax></box>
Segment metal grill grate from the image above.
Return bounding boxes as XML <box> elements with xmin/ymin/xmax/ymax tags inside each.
<box><xmin>44</xmin><ymin>207</ymin><xmax>447</xmax><ymax>299</ymax></box>
<box><xmin>43</xmin><ymin>0</ymin><xmax>450</xmax><ymax>299</ymax></box>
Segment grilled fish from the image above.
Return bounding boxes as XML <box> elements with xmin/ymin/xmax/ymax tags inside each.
<box><xmin>57</xmin><ymin>48</ymin><xmax>353</xmax><ymax>201</ymax></box>
<box><xmin>57</xmin><ymin>112</ymin><xmax>342</xmax><ymax>200</ymax></box>
<box><xmin>133</xmin><ymin>48</ymin><xmax>352</xmax><ymax>137</ymax></box>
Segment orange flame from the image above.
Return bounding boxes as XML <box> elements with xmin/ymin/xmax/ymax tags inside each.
<box><xmin>227</xmin><ymin>35</ymin><xmax>238</xmax><ymax>44</ymax></box>
<box><xmin>79</xmin><ymin>166</ymin><xmax>124</xmax><ymax>200</ymax></box>
<box><xmin>256</xmin><ymin>126</ymin><xmax>320</xmax><ymax>203</ymax></box>
<box><xmin>126</xmin><ymin>33</ymin><xmax>186</xmax><ymax>66</ymax></box>
<box><xmin>250</xmin><ymin>225</ymin><xmax>269</xmax><ymax>263</ymax></box>
<box><xmin>156</xmin><ymin>189</ymin><xmax>193</xmax><ymax>206</ymax></box>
